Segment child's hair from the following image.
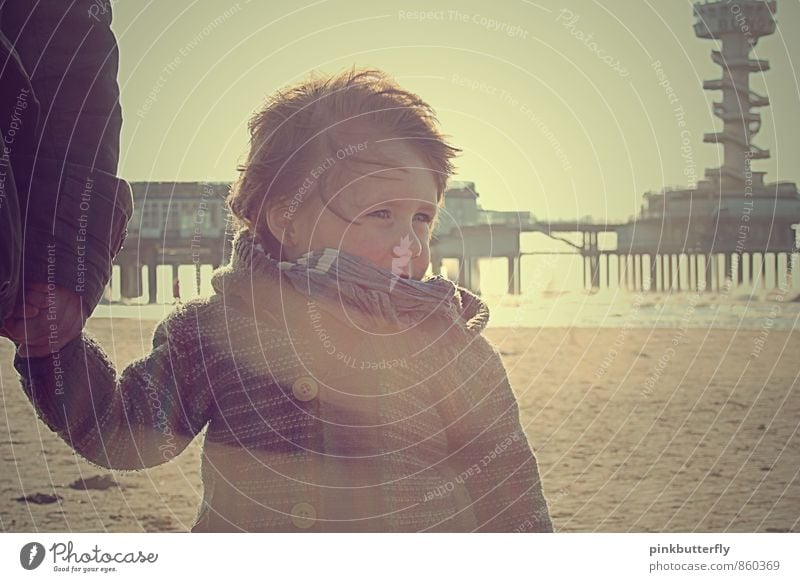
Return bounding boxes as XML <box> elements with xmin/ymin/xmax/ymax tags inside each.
<box><xmin>227</xmin><ymin>67</ymin><xmax>461</xmax><ymax>258</ymax></box>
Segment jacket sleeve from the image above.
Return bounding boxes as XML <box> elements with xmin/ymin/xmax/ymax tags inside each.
<box><xmin>13</xmin><ymin>309</ymin><xmax>215</xmax><ymax>471</ymax></box>
<box><xmin>438</xmin><ymin>337</ymin><xmax>554</xmax><ymax>532</ymax></box>
<box><xmin>1</xmin><ymin>0</ymin><xmax>133</xmax><ymax>312</ymax></box>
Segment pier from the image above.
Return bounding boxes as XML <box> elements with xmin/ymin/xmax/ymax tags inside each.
<box><xmin>108</xmin><ymin>3</ymin><xmax>799</xmax><ymax>303</ymax></box>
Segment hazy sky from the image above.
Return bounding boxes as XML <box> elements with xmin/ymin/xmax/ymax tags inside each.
<box><xmin>111</xmin><ymin>0</ymin><xmax>800</xmax><ymax>223</ymax></box>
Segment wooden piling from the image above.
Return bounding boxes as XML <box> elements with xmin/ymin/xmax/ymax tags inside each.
<box><xmin>148</xmin><ymin>263</ymin><xmax>158</xmax><ymax>304</ymax></box>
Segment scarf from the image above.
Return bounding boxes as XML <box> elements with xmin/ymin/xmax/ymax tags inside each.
<box><xmin>211</xmin><ymin>229</ymin><xmax>490</xmax><ymax>333</ymax></box>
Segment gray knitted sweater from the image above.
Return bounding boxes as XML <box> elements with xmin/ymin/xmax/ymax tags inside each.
<box><xmin>14</xmin><ymin>230</ymin><xmax>554</xmax><ymax>532</ymax></box>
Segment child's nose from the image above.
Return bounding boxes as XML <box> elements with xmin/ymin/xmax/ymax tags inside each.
<box><xmin>392</xmin><ymin>231</ymin><xmax>422</xmax><ymax>258</ymax></box>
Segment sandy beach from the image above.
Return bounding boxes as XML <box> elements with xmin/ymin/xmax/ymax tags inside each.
<box><xmin>1</xmin><ymin>318</ymin><xmax>797</xmax><ymax>532</ymax></box>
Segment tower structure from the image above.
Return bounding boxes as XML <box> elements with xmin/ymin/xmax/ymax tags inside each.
<box><xmin>694</xmin><ymin>0</ymin><xmax>776</xmax><ymax>191</ymax></box>
<box><xmin>616</xmin><ymin>1</ymin><xmax>799</xmax><ymax>291</ymax></box>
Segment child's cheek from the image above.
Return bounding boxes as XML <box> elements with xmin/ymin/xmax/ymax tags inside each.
<box><xmin>412</xmin><ymin>253</ymin><xmax>431</xmax><ymax>279</ymax></box>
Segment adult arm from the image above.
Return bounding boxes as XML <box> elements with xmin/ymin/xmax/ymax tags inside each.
<box><xmin>1</xmin><ymin>0</ymin><xmax>133</xmax><ymax>312</ymax></box>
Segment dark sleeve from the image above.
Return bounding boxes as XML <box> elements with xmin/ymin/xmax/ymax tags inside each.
<box><xmin>1</xmin><ymin>0</ymin><xmax>133</xmax><ymax>312</ymax></box>
<box><xmin>13</xmin><ymin>312</ymin><xmax>214</xmax><ymax>471</ymax></box>
<box><xmin>438</xmin><ymin>338</ymin><xmax>554</xmax><ymax>532</ymax></box>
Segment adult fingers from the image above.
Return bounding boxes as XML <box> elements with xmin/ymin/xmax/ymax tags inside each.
<box><xmin>25</xmin><ymin>289</ymin><xmax>49</xmax><ymax>309</ymax></box>
<box><xmin>12</xmin><ymin>303</ymin><xmax>40</xmax><ymax>319</ymax></box>
<box><xmin>0</xmin><ymin>318</ymin><xmax>27</xmax><ymax>343</ymax></box>
<box><xmin>1</xmin><ymin>316</ymin><xmax>52</xmax><ymax>346</ymax></box>
<box><xmin>17</xmin><ymin>343</ymin><xmax>54</xmax><ymax>358</ymax></box>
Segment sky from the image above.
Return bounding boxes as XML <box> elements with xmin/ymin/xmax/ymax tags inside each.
<box><xmin>111</xmin><ymin>0</ymin><xmax>800</xmax><ymax>224</ymax></box>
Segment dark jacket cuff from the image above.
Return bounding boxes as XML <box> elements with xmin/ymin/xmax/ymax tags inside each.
<box><xmin>21</xmin><ymin>156</ymin><xmax>133</xmax><ymax>311</ymax></box>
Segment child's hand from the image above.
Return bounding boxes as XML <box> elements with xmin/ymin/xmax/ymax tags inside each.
<box><xmin>0</xmin><ymin>283</ymin><xmax>87</xmax><ymax>357</ymax></box>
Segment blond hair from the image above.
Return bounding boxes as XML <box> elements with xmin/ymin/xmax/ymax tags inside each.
<box><xmin>227</xmin><ymin>67</ymin><xmax>461</xmax><ymax>256</ymax></box>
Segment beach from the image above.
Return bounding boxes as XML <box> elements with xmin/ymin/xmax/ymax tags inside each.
<box><xmin>1</xmin><ymin>316</ymin><xmax>798</xmax><ymax>532</ymax></box>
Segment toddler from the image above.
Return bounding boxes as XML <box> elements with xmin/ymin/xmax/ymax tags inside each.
<box><xmin>14</xmin><ymin>68</ymin><xmax>554</xmax><ymax>532</ymax></box>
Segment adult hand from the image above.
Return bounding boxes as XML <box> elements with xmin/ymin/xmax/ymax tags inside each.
<box><xmin>0</xmin><ymin>283</ymin><xmax>87</xmax><ymax>357</ymax></box>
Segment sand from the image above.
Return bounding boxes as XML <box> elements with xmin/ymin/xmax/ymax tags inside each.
<box><xmin>1</xmin><ymin>318</ymin><xmax>798</xmax><ymax>532</ymax></box>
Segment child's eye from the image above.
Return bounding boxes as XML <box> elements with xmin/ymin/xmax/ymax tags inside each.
<box><xmin>369</xmin><ymin>209</ymin><xmax>392</xmax><ymax>219</ymax></box>
<box><xmin>367</xmin><ymin>209</ymin><xmax>434</xmax><ymax>224</ymax></box>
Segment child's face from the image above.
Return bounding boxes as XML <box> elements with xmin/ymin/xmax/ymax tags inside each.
<box><xmin>271</xmin><ymin>141</ymin><xmax>439</xmax><ymax>281</ymax></box>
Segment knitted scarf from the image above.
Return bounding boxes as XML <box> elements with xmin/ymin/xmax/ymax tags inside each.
<box><xmin>213</xmin><ymin>229</ymin><xmax>489</xmax><ymax>333</ymax></box>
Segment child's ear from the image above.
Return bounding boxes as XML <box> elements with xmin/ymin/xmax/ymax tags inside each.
<box><xmin>265</xmin><ymin>201</ymin><xmax>299</xmax><ymax>247</ymax></box>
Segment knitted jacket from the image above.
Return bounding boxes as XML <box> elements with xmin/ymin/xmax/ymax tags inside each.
<box><xmin>14</xmin><ymin>229</ymin><xmax>554</xmax><ymax>533</ymax></box>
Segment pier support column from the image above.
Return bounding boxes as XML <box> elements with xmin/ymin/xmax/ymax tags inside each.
<box><xmin>148</xmin><ymin>262</ymin><xmax>158</xmax><ymax>304</ymax></box>
<box><xmin>673</xmin><ymin>254</ymin><xmax>679</xmax><ymax>291</ymax></box>
<box><xmin>724</xmin><ymin>253</ymin><xmax>732</xmax><ymax>287</ymax></box>
<box><xmin>623</xmin><ymin>254</ymin><xmax>630</xmax><ymax>291</ymax></box>
<box><xmin>119</xmin><ymin>261</ymin><xmax>142</xmax><ymax>299</ymax></box>
<box><xmin>431</xmin><ymin>253</ymin><xmax>443</xmax><ymax>278</ymax></box>
<box><xmin>774</xmin><ymin>253</ymin><xmax>780</xmax><ymax>290</ymax></box>
<box><xmin>639</xmin><ymin>255</ymin><xmax>647</xmax><ymax>291</ymax></box>
<box><xmin>692</xmin><ymin>254</ymin><xmax>699</xmax><ymax>291</ymax></box>
<box><xmin>666</xmin><ymin>254</ymin><xmax>672</xmax><ymax>291</ymax></box>
<box><xmin>736</xmin><ymin>253</ymin><xmax>744</xmax><ymax>286</ymax></box>
<box><xmin>590</xmin><ymin>253</ymin><xmax>600</xmax><ymax>289</ymax></box>
<box><xmin>648</xmin><ymin>254</ymin><xmax>656</xmax><ymax>292</ymax></box>
<box><xmin>686</xmin><ymin>254</ymin><xmax>692</xmax><ymax>291</ymax></box>
<box><xmin>582</xmin><ymin>255</ymin><xmax>587</xmax><ymax>290</ymax></box>
<box><xmin>456</xmin><ymin>257</ymin><xmax>467</xmax><ymax>288</ymax></box>
<box><xmin>628</xmin><ymin>254</ymin><xmax>634</xmax><ymax>291</ymax></box>
<box><xmin>704</xmin><ymin>254</ymin><xmax>713</xmax><ymax>292</ymax></box>
<box><xmin>452</xmin><ymin>257</ymin><xmax>461</xmax><ymax>286</ymax></box>
<box><xmin>507</xmin><ymin>255</ymin><xmax>520</xmax><ymax>295</ymax></box>
<box><xmin>623</xmin><ymin>254</ymin><xmax>630</xmax><ymax>290</ymax></box>
<box><xmin>171</xmin><ymin>264</ymin><xmax>179</xmax><ymax>294</ymax></box>
<box><xmin>457</xmin><ymin>256</ymin><xmax>481</xmax><ymax>294</ymax></box>
<box><xmin>470</xmin><ymin>257</ymin><xmax>481</xmax><ymax>295</ymax></box>
<box><xmin>739</xmin><ymin>253</ymin><xmax>751</xmax><ymax>287</ymax></box>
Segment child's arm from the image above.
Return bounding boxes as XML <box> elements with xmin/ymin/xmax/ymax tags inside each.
<box><xmin>439</xmin><ymin>338</ymin><xmax>554</xmax><ymax>532</ymax></box>
<box><xmin>12</xmin><ymin>309</ymin><xmax>214</xmax><ymax>470</ymax></box>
